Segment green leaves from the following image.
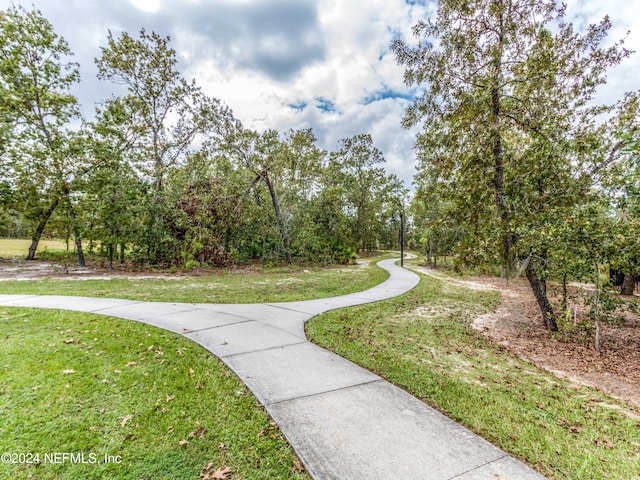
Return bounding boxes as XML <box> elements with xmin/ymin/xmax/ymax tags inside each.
<box><xmin>0</xmin><ymin>5</ymin><xmax>80</xmax><ymax>129</ymax></box>
<box><xmin>397</xmin><ymin>0</ymin><xmax>638</xmax><ymax>328</ymax></box>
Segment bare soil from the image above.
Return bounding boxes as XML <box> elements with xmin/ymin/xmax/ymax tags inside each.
<box><xmin>0</xmin><ymin>258</ymin><xmax>179</xmax><ymax>281</ymax></box>
<box><xmin>413</xmin><ymin>266</ymin><xmax>640</xmax><ymax>408</ymax></box>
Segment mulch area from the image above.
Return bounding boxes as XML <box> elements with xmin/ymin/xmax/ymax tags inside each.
<box><xmin>467</xmin><ymin>275</ymin><xmax>640</xmax><ymax>408</ymax></box>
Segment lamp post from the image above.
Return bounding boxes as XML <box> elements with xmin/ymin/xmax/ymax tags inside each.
<box><xmin>390</xmin><ymin>212</ymin><xmax>405</xmax><ymax>267</ymax></box>
<box><xmin>399</xmin><ymin>212</ymin><xmax>404</xmax><ymax>267</ymax></box>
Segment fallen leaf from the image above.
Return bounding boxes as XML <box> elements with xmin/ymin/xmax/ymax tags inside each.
<box><xmin>126</xmin><ymin>361</ymin><xmax>137</xmax><ymax>367</ymax></box>
<box><xmin>64</xmin><ymin>338</ymin><xmax>79</xmax><ymax>344</ymax></box>
<box><xmin>166</xmin><ymin>394</ymin><xmax>175</xmax><ymax>403</ymax></box>
<box><xmin>167</xmin><ymin>426</ymin><xmax>174</xmax><ymax>434</ymax></box>
<box><xmin>120</xmin><ymin>415</ymin><xmax>132</xmax><ymax>427</ymax></box>
<box><xmin>293</xmin><ymin>459</ymin><xmax>304</xmax><ymax>473</ymax></box>
<box><xmin>183</xmin><ymin>328</ymin><xmax>191</xmax><ymax>333</ymax></box>
<box><xmin>114</xmin><ymin>369</ymin><xmax>122</xmax><ymax>374</ymax></box>
<box><xmin>594</xmin><ymin>438</ymin><xmax>616</xmax><ymax>449</ymax></box>
<box><xmin>63</xmin><ymin>369</ymin><xmax>76</xmax><ymax>375</ymax></box>
<box><xmin>202</xmin><ymin>466</ymin><xmax>232</xmax><ymax>480</ymax></box>
<box><xmin>188</xmin><ymin>427</ymin><xmax>206</xmax><ymax>438</ymax></box>
<box><xmin>189</xmin><ymin>368</ymin><xmax>195</xmax><ymax>377</ymax></box>
<box><xmin>195</xmin><ymin>380</ymin><xmax>205</xmax><ymax>389</ymax></box>
<box><xmin>89</xmin><ymin>426</ymin><xmax>99</xmax><ymax>431</ymax></box>
<box><xmin>179</xmin><ymin>439</ymin><xmax>189</xmax><ymax>446</ymax></box>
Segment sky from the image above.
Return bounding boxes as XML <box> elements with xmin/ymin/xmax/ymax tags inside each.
<box><xmin>1</xmin><ymin>0</ymin><xmax>639</xmax><ymax>188</ymax></box>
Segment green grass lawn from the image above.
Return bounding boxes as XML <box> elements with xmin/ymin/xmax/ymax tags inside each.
<box><xmin>0</xmin><ymin>239</ymin><xmax>69</xmax><ymax>257</ymax></box>
<box><xmin>0</xmin><ymin>307</ymin><xmax>310</xmax><ymax>480</ymax></box>
<box><xmin>0</xmin><ymin>260</ymin><xmax>390</xmax><ymax>304</ymax></box>
<box><xmin>306</xmin><ymin>267</ymin><xmax>640</xmax><ymax>480</ymax></box>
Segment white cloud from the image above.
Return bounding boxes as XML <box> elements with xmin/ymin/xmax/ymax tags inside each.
<box><xmin>129</xmin><ymin>0</ymin><xmax>161</xmax><ymax>13</ymax></box>
<box><xmin>1</xmin><ymin>0</ymin><xmax>638</xmax><ymax>189</ymax></box>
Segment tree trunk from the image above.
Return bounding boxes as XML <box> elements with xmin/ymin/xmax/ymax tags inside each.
<box><xmin>26</xmin><ymin>195</ymin><xmax>60</xmax><ymax>260</ymax></box>
<box><xmin>621</xmin><ymin>273</ymin><xmax>636</xmax><ymax>296</ymax></box>
<box><xmin>107</xmin><ymin>243</ymin><xmax>114</xmax><ymax>270</ymax></box>
<box><xmin>264</xmin><ymin>174</ymin><xmax>292</xmax><ymax>264</ymax></box>
<box><xmin>594</xmin><ymin>261</ymin><xmax>602</xmax><ymax>352</ymax></box>
<box><xmin>67</xmin><ymin>201</ymin><xmax>86</xmax><ymax>267</ymax></box>
<box><xmin>561</xmin><ymin>270</ymin><xmax>568</xmax><ymax>311</ymax></box>
<box><xmin>525</xmin><ymin>256</ymin><xmax>557</xmax><ymax>331</ymax></box>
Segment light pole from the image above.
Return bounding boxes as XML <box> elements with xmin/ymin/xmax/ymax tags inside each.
<box><xmin>399</xmin><ymin>212</ymin><xmax>404</xmax><ymax>267</ymax></box>
<box><xmin>390</xmin><ymin>212</ymin><xmax>405</xmax><ymax>267</ymax></box>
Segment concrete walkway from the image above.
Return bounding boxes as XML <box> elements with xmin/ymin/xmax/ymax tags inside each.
<box><xmin>0</xmin><ymin>257</ymin><xmax>546</xmax><ymax>480</ymax></box>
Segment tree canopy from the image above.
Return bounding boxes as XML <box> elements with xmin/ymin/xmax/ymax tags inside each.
<box><xmin>393</xmin><ymin>0</ymin><xmax>639</xmax><ymax>331</ymax></box>
<box><xmin>0</xmin><ymin>6</ymin><xmax>406</xmax><ymax>268</ymax></box>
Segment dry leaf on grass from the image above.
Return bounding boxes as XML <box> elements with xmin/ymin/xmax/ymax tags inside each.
<box><xmin>120</xmin><ymin>415</ymin><xmax>132</xmax><ymax>427</ymax></box>
<box><xmin>188</xmin><ymin>427</ymin><xmax>206</xmax><ymax>438</ymax></box>
<box><xmin>200</xmin><ymin>464</ymin><xmax>232</xmax><ymax>480</ymax></box>
<box><xmin>63</xmin><ymin>369</ymin><xmax>75</xmax><ymax>374</ymax></box>
<box><xmin>293</xmin><ymin>459</ymin><xmax>305</xmax><ymax>473</ymax></box>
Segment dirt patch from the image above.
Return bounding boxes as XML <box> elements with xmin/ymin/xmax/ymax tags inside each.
<box><xmin>413</xmin><ymin>266</ymin><xmax>640</xmax><ymax>408</ymax></box>
<box><xmin>0</xmin><ymin>258</ymin><xmax>374</xmax><ymax>282</ymax></box>
<box><xmin>0</xmin><ymin>259</ymin><xmax>182</xmax><ymax>281</ymax></box>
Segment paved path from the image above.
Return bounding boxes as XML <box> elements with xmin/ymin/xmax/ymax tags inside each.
<box><xmin>0</xmin><ymin>257</ymin><xmax>546</xmax><ymax>479</ymax></box>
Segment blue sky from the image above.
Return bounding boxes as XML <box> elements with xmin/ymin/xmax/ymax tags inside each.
<box><xmin>1</xmin><ymin>0</ymin><xmax>638</xmax><ymax>188</ymax></box>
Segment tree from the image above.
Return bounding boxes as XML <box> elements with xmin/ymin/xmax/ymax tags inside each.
<box><xmin>393</xmin><ymin>0</ymin><xmax>633</xmax><ymax>330</ymax></box>
<box><xmin>95</xmin><ymin>29</ymin><xmax>233</xmax><ymax>263</ymax></box>
<box><xmin>329</xmin><ymin>134</ymin><xmax>404</xmax><ymax>253</ymax></box>
<box><xmin>0</xmin><ymin>5</ymin><xmax>84</xmax><ymax>263</ymax></box>
<box><xmin>82</xmin><ymin>98</ymin><xmax>148</xmax><ymax>268</ymax></box>
<box><xmin>226</xmin><ymin>128</ymin><xmax>324</xmax><ymax>264</ymax></box>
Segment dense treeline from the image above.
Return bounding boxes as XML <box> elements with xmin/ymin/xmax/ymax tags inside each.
<box><xmin>395</xmin><ymin>0</ymin><xmax>640</xmax><ymax>345</ymax></box>
<box><xmin>3</xmin><ymin>2</ymin><xmax>640</xmax><ymax>342</ymax></box>
<box><xmin>0</xmin><ymin>6</ymin><xmax>406</xmax><ymax>268</ymax></box>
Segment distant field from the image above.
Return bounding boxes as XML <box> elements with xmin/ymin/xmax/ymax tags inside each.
<box><xmin>0</xmin><ymin>238</ymin><xmax>69</xmax><ymax>257</ymax></box>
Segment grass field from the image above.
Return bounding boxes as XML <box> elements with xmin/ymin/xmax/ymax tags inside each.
<box><xmin>0</xmin><ymin>239</ymin><xmax>391</xmax><ymax>304</ymax></box>
<box><xmin>0</xmin><ymin>238</ymin><xmax>69</xmax><ymax>257</ymax></box>
<box><xmin>0</xmin><ymin>261</ymin><xmax>389</xmax><ymax>304</ymax></box>
<box><xmin>0</xmin><ymin>308</ymin><xmax>310</xmax><ymax>479</ymax></box>
<box><xmin>306</xmin><ymin>263</ymin><xmax>640</xmax><ymax>480</ymax></box>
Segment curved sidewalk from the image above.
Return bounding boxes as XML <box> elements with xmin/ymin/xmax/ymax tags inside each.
<box><xmin>0</xmin><ymin>257</ymin><xmax>545</xmax><ymax>480</ymax></box>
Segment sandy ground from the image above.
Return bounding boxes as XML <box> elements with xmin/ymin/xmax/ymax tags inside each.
<box><xmin>413</xmin><ymin>266</ymin><xmax>640</xmax><ymax>409</ymax></box>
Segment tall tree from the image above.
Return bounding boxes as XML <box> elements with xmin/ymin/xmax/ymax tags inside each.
<box><xmin>95</xmin><ymin>29</ymin><xmax>232</xmax><ymax>263</ymax></box>
<box><xmin>226</xmin><ymin>128</ymin><xmax>323</xmax><ymax>264</ymax></box>
<box><xmin>393</xmin><ymin>0</ymin><xmax>633</xmax><ymax>330</ymax></box>
<box><xmin>329</xmin><ymin>134</ymin><xmax>400</xmax><ymax>253</ymax></box>
<box><xmin>82</xmin><ymin>98</ymin><xmax>148</xmax><ymax>268</ymax></box>
<box><xmin>0</xmin><ymin>5</ymin><xmax>83</xmax><ymax>262</ymax></box>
